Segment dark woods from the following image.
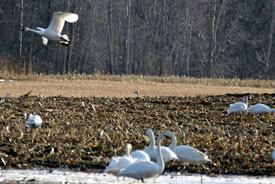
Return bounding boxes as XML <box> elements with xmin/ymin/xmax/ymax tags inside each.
<box><xmin>0</xmin><ymin>0</ymin><xmax>274</xmax><ymax>79</ymax></box>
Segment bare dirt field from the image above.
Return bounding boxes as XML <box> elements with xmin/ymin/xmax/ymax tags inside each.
<box><xmin>0</xmin><ymin>79</ymin><xmax>274</xmax><ymax>97</ymax></box>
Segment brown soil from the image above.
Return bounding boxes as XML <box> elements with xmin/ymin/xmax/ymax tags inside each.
<box><xmin>0</xmin><ymin>94</ymin><xmax>274</xmax><ymax>175</ymax></box>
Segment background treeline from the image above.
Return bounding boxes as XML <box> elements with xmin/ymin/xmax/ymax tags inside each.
<box><xmin>0</xmin><ymin>0</ymin><xmax>274</xmax><ymax>79</ymax></box>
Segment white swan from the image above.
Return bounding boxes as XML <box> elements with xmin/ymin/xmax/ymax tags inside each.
<box><xmin>131</xmin><ymin>150</ymin><xmax>150</xmax><ymax>162</ymax></box>
<box><xmin>104</xmin><ymin>144</ymin><xmax>135</xmax><ymax>176</ymax></box>
<box><xmin>143</xmin><ymin>129</ymin><xmax>177</xmax><ymax>163</ymax></box>
<box><xmin>227</xmin><ymin>96</ymin><xmax>248</xmax><ymax>114</ymax></box>
<box><xmin>119</xmin><ymin>133</ymin><xmax>166</xmax><ymax>182</ymax></box>
<box><xmin>163</xmin><ymin>130</ymin><xmax>211</xmax><ymax>165</ymax></box>
<box><xmin>247</xmin><ymin>104</ymin><xmax>275</xmax><ymax>114</ymax></box>
<box><xmin>22</xmin><ymin>12</ymin><xmax>78</xmax><ymax>46</ymax></box>
<box><xmin>27</xmin><ymin>114</ymin><xmax>42</xmax><ymax>129</ymax></box>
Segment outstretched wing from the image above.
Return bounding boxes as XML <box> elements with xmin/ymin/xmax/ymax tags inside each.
<box><xmin>47</xmin><ymin>12</ymin><xmax>78</xmax><ymax>34</ymax></box>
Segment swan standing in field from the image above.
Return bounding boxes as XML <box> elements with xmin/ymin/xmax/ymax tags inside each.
<box><xmin>227</xmin><ymin>96</ymin><xmax>248</xmax><ymax>114</ymax></box>
<box><xmin>143</xmin><ymin>129</ymin><xmax>177</xmax><ymax>163</ymax></box>
<box><xmin>27</xmin><ymin>114</ymin><xmax>42</xmax><ymax>129</ymax></box>
<box><xmin>163</xmin><ymin>130</ymin><xmax>211</xmax><ymax>165</ymax></box>
<box><xmin>119</xmin><ymin>133</ymin><xmax>167</xmax><ymax>182</ymax></box>
<box><xmin>104</xmin><ymin>144</ymin><xmax>135</xmax><ymax>176</ymax></box>
<box><xmin>247</xmin><ymin>104</ymin><xmax>275</xmax><ymax>114</ymax></box>
<box><xmin>22</xmin><ymin>12</ymin><xmax>78</xmax><ymax>46</ymax></box>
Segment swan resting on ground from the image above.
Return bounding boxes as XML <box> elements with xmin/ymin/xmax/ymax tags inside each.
<box><xmin>247</xmin><ymin>104</ymin><xmax>275</xmax><ymax>114</ymax></box>
<box><xmin>27</xmin><ymin>114</ymin><xmax>42</xmax><ymax>129</ymax></box>
<box><xmin>22</xmin><ymin>12</ymin><xmax>78</xmax><ymax>46</ymax></box>
<box><xmin>131</xmin><ymin>150</ymin><xmax>150</xmax><ymax>162</ymax></box>
<box><xmin>227</xmin><ymin>96</ymin><xmax>248</xmax><ymax>114</ymax></box>
<box><xmin>104</xmin><ymin>143</ymin><xmax>135</xmax><ymax>176</ymax></box>
<box><xmin>119</xmin><ymin>133</ymin><xmax>167</xmax><ymax>182</ymax></box>
<box><xmin>143</xmin><ymin>129</ymin><xmax>177</xmax><ymax>163</ymax></box>
<box><xmin>163</xmin><ymin>130</ymin><xmax>211</xmax><ymax>165</ymax></box>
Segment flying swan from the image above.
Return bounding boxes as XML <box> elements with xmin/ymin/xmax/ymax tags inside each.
<box><xmin>143</xmin><ymin>129</ymin><xmax>177</xmax><ymax>163</ymax></box>
<box><xmin>22</xmin><ymin>12</ymin><xmax>79</xmax><ymax>46</ymax></box>
<box><xmin>227</xmin><ymin>96</ymin><xmax>248</xmax><ymax>114</ymax></box>
<box><xmin>163</xmin><ymin>130</ymin><xmax>211</xmax><ymax>165</ymax></box>
<box><xmin>119</xmin><ymin>133</ymin><xmax>167</xmax><ymax>182</ymax></box>
<box><xmin>247</xmin><ymin>104</ymin><xmax>275</xmax><ymax>114</ymax></box>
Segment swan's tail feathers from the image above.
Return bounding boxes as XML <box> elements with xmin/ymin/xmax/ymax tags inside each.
<box><xmin>42</xmin><ymin>37</ymin><xmax>48</xmax><ymax>45</ymax></box>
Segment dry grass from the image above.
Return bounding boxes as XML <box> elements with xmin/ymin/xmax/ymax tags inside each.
<box><xmin>0</xmin><ymin>73</ymin><xmax>274</xmax><ymax>97</ymax></box>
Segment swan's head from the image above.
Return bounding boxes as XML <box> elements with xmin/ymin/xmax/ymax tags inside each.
<box><xmin>125</xmin><ymin>143</ymin><xmax>132</xmax><ymax>152</ymax></box>
<box><xmin>242</xmin><ymin>96</ymin><xmax>248</xmax><ymax>105</ymax></box>
<box><xmin>21</xmin><ymin>27</ymin><xmax>30</xmax><ymax>32</ymax></box>
<box><xmin>156</xmin><ymin>132</ymin><xmax>167</xmax><ymax>142</ymax></box>
<box><xmin>163</xmin><ymin>130</ymin><xmax>174</xmax><ymax>138</ymax></box>
<box><xmin>145</xmin><ymin>129</ymin><xmax>153</xmax><ymax>137</ymax></box>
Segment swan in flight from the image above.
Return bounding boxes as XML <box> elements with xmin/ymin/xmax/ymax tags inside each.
<box><xmin>104</xmin><ymin>144</ymin><xmax>135</xmax><ymax>176</ymax></box>
<box><xmin>247</xmin><ymin>104</ymin><xmax>275</xmax><ymax>114</ymax></box>
<box><xmin>227</xmin><ymin>96</ymin><xmax>248</xmax><ymax>114</ymax></box>
<box><xmin>143</xmin><ymin>129</ymin><xmax>177</xmax><ymax>163</ymax></box>
<box><xmin>22</xmin><ymin>12</ymin><xmax>78</xmax><ymax>46</ymax></box>
<box><xmin>119</xmin><ymin>133</ymin><xmax>167</xmax><ymax>182</ymax></box>
<box><xmin>27</xmin><ymin>114</ymin><xmax>42</xmax><ymax>129</ymax></box>
<box><xmin>163</xmin><ymin>130</ymin><xmax>211</xmax><ymax>165</ymax></box>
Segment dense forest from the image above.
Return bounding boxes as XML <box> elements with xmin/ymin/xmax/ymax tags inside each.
<box><xmin>0</xmin><ymin>0</ymin><xmax>274</xmax><ymax>79</ymax></box>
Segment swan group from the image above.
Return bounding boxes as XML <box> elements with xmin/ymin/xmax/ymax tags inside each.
<box><xmin>22</xmin><ymin>12</ymin><xmax>78</xmax><ymax>46</ymax></box>
<box><xmin>143</xmin><ymin>129</ymin><xmax>177</xmax><ymax>163</ymax></box>
<box><xmin>227</xmin><ymin>96</ymin><xmax>248</xmax><ymax>114</ymax></box>
<box><xmin>163</xmin><ymin>130</ymin><xmax>211</xmax><ymax>165</ymax></box>
<box><xmin>119</xmin><ymin>132</ymin><xmax>167</xmax><ymax>182</ymax></box>
<box><xmin>27</xmin><ymin>114</ymin><xmax>42</xmax><ymax>129</ymax></box>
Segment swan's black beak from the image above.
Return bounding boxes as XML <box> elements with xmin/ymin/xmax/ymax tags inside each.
<box><xmin>21</xmin><ymin>27</ymin><xmax>25</xmax><ymax>31</ymax></box>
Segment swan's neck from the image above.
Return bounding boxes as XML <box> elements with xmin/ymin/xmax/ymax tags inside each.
<box><xmin>24</xmin><ymin>27</ymin><xmax>43</xmax><ymax>36</ymax></box>
<box><xmin>125</xmin><ymin>144</ymin><xmax>132</xmax><ymax>158</ymax></box>
<box><xmin>156</xmin><ymin>136</ymin><xmax>165</xmax><ymax>172</ymax></box>
<box><xmin>169</xmin><ymin>134</ymin><xmax>177</xmax><ymax>150</ymax></box>
<box><xmin>148</xmin><ymin>131</ymin><xmax>155</xmax><ymax>150</ymax></box>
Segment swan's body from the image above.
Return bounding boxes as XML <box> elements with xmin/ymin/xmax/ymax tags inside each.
<box><xmin>22</xmin><ymin>12</ymin><xmax>78</xmax><ymax>46</ymax></box>
<box><xmin>247</xmin><ymin>104</ymin><xmax>275</xmax><ymax>114</ymax></box>
<box><xmin>131</xmin><ymin>150</ymin><xmax>150</xmax><ymax>161</ymax></box>
<box><xmin>104</xmin><ymin>144</ymin><xmax>135</xmax><ymax>176</ymax></box>
<box><xmin>143</xmin><ymin>129</ymin><xmax>177</xmax><ymax>163</ymax></box>
<box><xmin>27</xmin><ymin>114</ymin><xmax>42</xmax><ymax>129</ymax></box>
<box><xmin>227</xmin><ymin>96</ymin><xmax>248</xmax><ymax>114</ymax></box>
<box><xmin>119</xmin><ymin>133</ymin><xmax>166</xmax><ymax>182</ymax></box>
<box><xmin>163</xmin><ymin>131</ymin><xmax>211</xmax><ymax>165</ymax></box>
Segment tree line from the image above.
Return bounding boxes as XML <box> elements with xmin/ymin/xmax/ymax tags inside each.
<box><xmin>0</xmin><ymin>0</ymin><xmax>274</xmax><ymax>79</ymax></box>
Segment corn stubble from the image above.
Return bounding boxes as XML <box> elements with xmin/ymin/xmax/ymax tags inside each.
<box><xmin>0</xmin><ymin>94</ymin><xmax>274</xmax><ymax>175</ymax></box>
